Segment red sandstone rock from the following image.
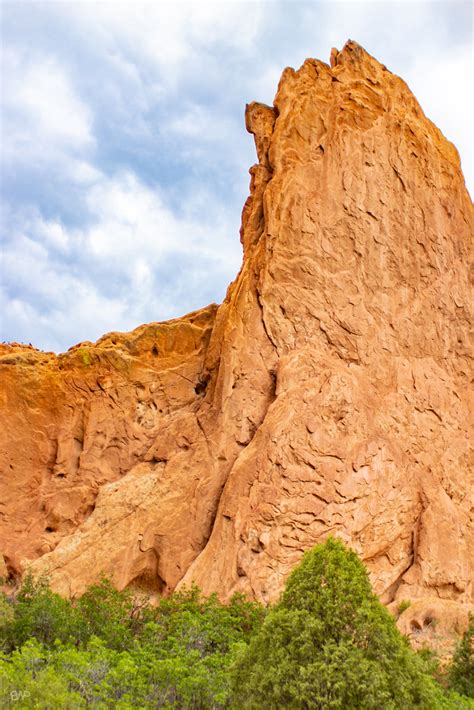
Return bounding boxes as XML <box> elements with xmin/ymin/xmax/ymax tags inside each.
<box><xmin>1</xmin><ymin>41</ymin><xmax>472</xmax><ymax>650</ymax></box>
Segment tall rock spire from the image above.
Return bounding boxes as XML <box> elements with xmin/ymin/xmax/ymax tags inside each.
<box><xmin>1</xmin><ymin>41</ymin><xmax>472</xmax><ymax>647</ymax></box>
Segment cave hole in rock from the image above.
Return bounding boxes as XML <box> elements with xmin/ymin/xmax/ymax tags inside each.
<box><xmin>195</xmin><ymin>375</ymin><xmax>209</xmax><ymax>395</ymax></box>
<box><xmin>45</xmin><ymin>526</ymin><xmax>56</xmax><ymax>533</ymax></box>
<box><xmin>151</xmin><ymin>345</ymin><xmax>159</xmax><ymax>356</ymax></box>
<box><xmin>127</xmin><ymin>570</ymin><xmax>166</xmax><ymax>594</ymax></box>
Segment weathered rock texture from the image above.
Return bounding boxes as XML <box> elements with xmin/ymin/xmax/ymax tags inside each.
<box><xmin>1</xmin><ymin>42</ymin><xmax>472</xmax><ymax>645</ymax></box>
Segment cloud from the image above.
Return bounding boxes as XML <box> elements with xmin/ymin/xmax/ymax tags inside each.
<box><xmin>1</xmin><ymin>167</ymin><xmax>241</xmax><ymax>350</ymax></box>
<box><xmin>2</xmin><ymin>47</ymin><xmax>94</xmax><ymax>167</ymax></box>
<box><xmin>406</xmin><ymin>41</ymin><xmax>473</xmax><ymax>188</ymax></box>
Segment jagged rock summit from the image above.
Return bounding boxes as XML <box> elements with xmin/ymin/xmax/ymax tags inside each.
<box><xmin>1</xmin><ymin>41</ymin><xmax>472</xmax><ymax>651</ymax></box>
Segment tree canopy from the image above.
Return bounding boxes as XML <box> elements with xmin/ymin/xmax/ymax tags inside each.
<box><xmin>0</xmin><ymin>540</ymin><xmax>472</xmax><ymax>708</ymax></box>
<box><xmin>231</xmin><ymin>537</ymin><xmax>466</xmax><ymax>709</ymax></box>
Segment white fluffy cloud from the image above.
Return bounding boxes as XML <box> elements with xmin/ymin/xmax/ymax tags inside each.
<box><xmin>65</xmin><ymin>1</ymin><xmax>264</xmax><ymax>68</ymax></box>
<box><xmin>2</xmin><ymin>48</ymin><xmax>94</xmax><ymax>166</ymax></box>
<box><xmin>1</xmin><ymin>166</ymin><xmax>240</xmax><ymax>350</ymax></box>
<box><xmin>407</xmin><ymin>42</ymin><xmax>472</xmax><ymax>187</ymax></box>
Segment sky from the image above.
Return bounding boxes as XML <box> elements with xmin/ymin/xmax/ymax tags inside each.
<box><xmin>1</xmin><ymin>0</ymin><xmax>472</xmax><ymax>353</ymax></box>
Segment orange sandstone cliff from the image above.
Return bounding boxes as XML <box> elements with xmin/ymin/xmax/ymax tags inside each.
<box><xmin>1</xmin><ymin>42</ymin><xmax>472</xmax><ymax>649</ymax></box>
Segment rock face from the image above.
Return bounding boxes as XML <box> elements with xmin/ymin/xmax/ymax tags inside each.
<box><xmin>1</xmin><ymin>42</ymin><xmax>472</xmax><ymax>643</ymax></box>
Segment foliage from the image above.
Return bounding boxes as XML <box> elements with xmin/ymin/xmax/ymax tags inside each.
<box><xmin>448</xmin><ymin>613</ymin><xmax>474</xmax><ymax>698</ymax></box>
<box><xmin>231</xmin><ymin>538</ymin><xmax>460</xmax><ymax>709</ymax></box>
<box><xmin>77</xmin><ymin>347</ymin><xmax>92</xmax><ymax>366</ymax></box>
<box><xmin>396</xmin><ymin>599</ymin><xmax>411</xmax><ymax>618</ymax></box>
<box><xmin>0</xmin><ymin>546</ymin><xmax>472</xmax><ymax>708</ymax></box>
<box><xmin>0</xmin><ymin>639</ymin><xmax>83</xmax><ymax>709</ymax></box>
<box><xmin>0</xmin><ymin>574</ymin><xmax>80</xmax><ymax>652</ymax></box>
<box><xmin>0</xmin><ymin>575</ymin><xmax>264</xmax><ymax>708</ymax></box>
<box><xmin>74</xmin><ymin>576</ymin><xmax>146</xmax><ymax>650</ymax></box>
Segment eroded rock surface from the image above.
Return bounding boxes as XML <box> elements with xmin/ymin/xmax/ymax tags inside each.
<box><xmin>1</xmin><ymin>41</ymin><xmax>472</xmax><ymax>646</ymax></box>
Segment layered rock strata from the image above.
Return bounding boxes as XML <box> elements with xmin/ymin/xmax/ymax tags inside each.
<box><xmin>1</xmin><ymin>42</ymin><xmax>472</xmax><ymax>645</ymax></box>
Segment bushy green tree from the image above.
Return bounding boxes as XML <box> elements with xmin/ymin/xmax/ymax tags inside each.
<box><xmin>231</xmin><ymin>538</ymin><xmax>453</xmax><ymax>709</ymax></box>
<box><xmin>0</xmin><ymin>575</ymin><xmax>80</xmax><ymax>652</ymax></box>
<box><xmin>0</xmin><ymin>575</ymin><xmax>265</xmax><ymax>708</ymax></box>
<box><xmin>448</xmin><ymin>613</ymin><xmax>474</xmax><ymax>698</ymax></box>
<box><xmin>134</xmin><ymin>585</ymin><xmax>265</xmax><ymax>707</ymax></box>
<box><xmin>0</xmin><ymin>639</ymin><xmax>83</xmax><ymax>709</ymax></box>
<box><xmin>75</xmin><ymin>576</ymin><xmax>148</xmax><ymax>650</ymax></box>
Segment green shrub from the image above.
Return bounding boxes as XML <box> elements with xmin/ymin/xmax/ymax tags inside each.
<box><xmin>75</xmin><ymin>576</ymin><xmax>147</xmax><ymax>650</ymax></box>
<box><xmin>0</xmin><ymin>574</ymin><xmax>80</xmax><ymax>652</ymax></box>
<box><xmin>0</xmin><ymin>575</ymin><xmax>265</xmax><ymax>708</ymax></box>
<box><xmin>77</xmin><ymin>347</ymin><xmax>92</xmax><ymax>366</ymax></box>
<box><xmin>136</xmin><ymin>585</ymin><xmax>265</xmax><ymax>707</ymax></box>
<box><xmin>0</xmin><ymin>639</ymin><xmax>83</xmax><ymax>709</ymax></box>
<box><xmin>396</xmin><ymin>599</ymin><xmax>411</xmax><ymax>617</ymax></box>
<box><xmin>0</xmin><ymin>550</ymin><xmax>471</xmax><ymax>708</ymax></box>
<box><xmin>231</xmin><ymin>538</ymin><xmax>452</xmax><ymax>709</ymax></box>
<box><xmin>448</xmin><ymin>613</ymin><xmax>474</xmax><ymax>698</ymax></box>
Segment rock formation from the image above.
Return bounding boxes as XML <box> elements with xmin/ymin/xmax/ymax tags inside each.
<box><xmin>1</xmin><ymin>41</ymin><xmax>472</xmax><ymax>648</ymax></box>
